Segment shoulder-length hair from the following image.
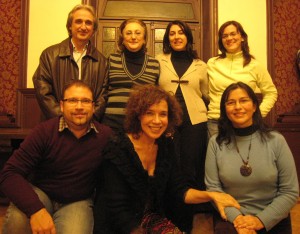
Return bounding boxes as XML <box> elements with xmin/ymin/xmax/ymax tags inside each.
<box><xmin>162</xmin><ymin>20</ymin><xmax>199</xmax><ymax>59</ymax></box>
<box><xmin>117</xmin><ymin>18</ymin><xmax>148</xmax><ymax>53</ymax></box>
<box><xmin>217</xmin><ymin>20</ymin><xmax>254</xmax><ymax>67</ymax></box>
<box><xmin>217</xmin><ymin>82</ymin><xmax>272</xmax><ymax>146</ymax></box>
<box><xmin>66</xmin><ymin>4</ymin><xmax>98</xmax><ymax>37</ymax></box>
<box><xmin>124</xmin><ymin>85</ymin><xmax>182</xmax><ymax>138</ymax></box>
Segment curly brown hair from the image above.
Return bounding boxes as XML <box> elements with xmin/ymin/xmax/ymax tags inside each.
<box><xmin>124</xmin><ymin>85</ymin><xmax>182</xmax><ymax>138</ymax></box>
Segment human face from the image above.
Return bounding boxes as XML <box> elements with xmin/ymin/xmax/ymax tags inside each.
<box><xmin>139</xmin><ymin>100</ymin><xmax>168</xmax><ymax>141</ymax></box>
<box><xmin>60</xmin><ymin>86</ymin><xmax>95</xmax><ymax>133</ymax></box>
<box><xmin>221</xmin><ymin>24</ymin><xmax>244</xmax><ymax>53</ymax></box>
<box><xmin>69</xmin><ymin>9</ymin><xmax>95</xmax><ymax>45</ymax></box>
<box><xmin>122</xmin><ymin>22</ymin><xmax>146</xmax><ymax>52</ymax></box>
<box><xmin>225</xmin><ymin>88</ymin><xmax>256</xmax><ymax>128</ymax></box>
<box><xmin>169</xmin><ymin>24</ymin><xmax>188</xmax><ymax>51</ymax></box>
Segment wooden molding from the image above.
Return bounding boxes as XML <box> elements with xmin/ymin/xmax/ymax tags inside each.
<box><xmin>19</xmin><ymin>0</ymin><xmax>29</xmax><ymax>88</ymax></box>
<box><xmin>16</xmin><ymin>89</ymin><xmax>42</xmax><ymax>128</ymax></box>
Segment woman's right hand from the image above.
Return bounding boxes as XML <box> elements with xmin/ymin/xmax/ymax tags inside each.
<box><xmin>209</xmin><ymin>191</ymin><xmax>240</xmax><ymax>220</ymax></box>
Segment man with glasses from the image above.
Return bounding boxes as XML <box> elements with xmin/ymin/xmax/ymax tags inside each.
<box><xmin>0</xmin><ymin>81</ymin><xmax>112</xmax><ymax>234</ymax></box>
<box><xmin>33</xmin><ymin>4</ymin><xmax>107</xmax><ymax>121</ymax></box>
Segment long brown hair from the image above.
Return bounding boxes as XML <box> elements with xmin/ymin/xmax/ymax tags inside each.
<box><xmin>217</xmin><ymin>21</ymin><xmax>254</xmax><ymax>67</ymax></box>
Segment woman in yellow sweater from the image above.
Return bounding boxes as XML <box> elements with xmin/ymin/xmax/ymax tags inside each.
<box><xmin>207</xmin><ymin>20</ymin><xmax>278</xmax><ymax>138</ymax></box>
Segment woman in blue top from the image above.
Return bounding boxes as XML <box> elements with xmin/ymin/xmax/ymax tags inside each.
<box><xmin>205</xmin><ymin>82</ymin><xmax>298</xmax><ymax>234</ymax></box>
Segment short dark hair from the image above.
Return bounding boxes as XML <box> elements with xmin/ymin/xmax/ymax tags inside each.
<box><xmin>117</xmin><ymin>18</ymin><xmax>148</xmax><ymax>52</ymax></box>
<box><xmin>217</xmin><ymin>20</ymin><xmax>254</xmax><ymax>67</ymax></box>
<box><xmin>124</xmin><ymin>85</ymin><xmax>182</xmax><ymax>137</ymax></box>
<box><xmin>62</xmin><ymin>80</ymin><xmax>94</xmax><ymax>100</ymax></box>
<box><xmin>162</xmin><ymin>20</ymin><xmax>198</xmax><ymax>59</ymax></box>
<box><xmin>217</xmin><ymin>82</ymin><xmax>271</xmax><ymax>145</ymax></box>
<box><xmin>66</xmin><ymin>4</ymin><xmax>98</xmax><ymax>37</ymax></box>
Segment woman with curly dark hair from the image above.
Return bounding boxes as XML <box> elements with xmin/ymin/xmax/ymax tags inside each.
<box><xmin>94</xmin><ymin>85</ymin><xmax>240</xmax><ymax>234</ymax></box>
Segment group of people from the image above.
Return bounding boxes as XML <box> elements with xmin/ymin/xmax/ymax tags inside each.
<box><xmin>0</xmin><ymin>4</ymin><xmax>298</xmax><ymax>234</ymax></box>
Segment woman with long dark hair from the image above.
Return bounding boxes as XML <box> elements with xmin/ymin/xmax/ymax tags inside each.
<box><xmin>156</xmin><ymin>20</ymin><xmax>210</xmax><ymax>231</ymax></box>
<box><xmin>205</xmin><ymin>82</ymin><xmax>298</xmax><ymax>234</ymax></box>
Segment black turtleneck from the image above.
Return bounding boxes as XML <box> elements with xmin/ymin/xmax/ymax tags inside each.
<box><xmin>233</xmin><ymin>125</ymin><xmax>258</xmax><ymax>136</ymax></box>
<box><xmin>123</xmin><ymin>48</ymin><xmax>145</xmax><ymax>76</ymax></box>
<box><xmin>171</xmin><ymin>51</ymin><xmax>193</xmax><ymax>78</ymax></box>
<box><xmin>171</xmin><ymin>51</ymin><xmax>193</xmax><ymax>125</ymax></box>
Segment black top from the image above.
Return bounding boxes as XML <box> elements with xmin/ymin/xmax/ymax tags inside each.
<box><xmin>171</xmin><ymin>51</ymin><xmax>193</xmax><ymax>125</ymax></box>
<box><xmin>233</xmin><ymin>125</ymin><xmax>258</xmax><ymax>136</ymax></box>
<box><xmin>171</xmin><ymin>51</ymin><xmax>193</xmax><ymax>78</ymax></box>
<box><xmin>93</xmin><ymin>132</ymin><xmax>189</xmax><ymax>234</ymax></box>
<box><xmin>123</xmin><ymin>48</ymin><xmax>145</xmax><ymax>75</ymax></box>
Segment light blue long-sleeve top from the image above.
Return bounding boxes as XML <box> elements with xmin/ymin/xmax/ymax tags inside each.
<box><xmin>205</xmin><ymin>131</ymin><xmax>299</xmax><ymax>231</ymax></box>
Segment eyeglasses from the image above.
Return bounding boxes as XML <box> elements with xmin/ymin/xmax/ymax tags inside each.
<box><xmin>62</xmin><ymin>98</ymin><xmax>94</xmax><ymax>106</ymax></box>
<box><xmin>225</xmin><ymin>98</ymin><xmax>252</xmax><ymax>107</ymax></box>
<box><xmin>221</xmin><ymin>32</ymin><xmax>239</xmax><ymax>39</ymax></box>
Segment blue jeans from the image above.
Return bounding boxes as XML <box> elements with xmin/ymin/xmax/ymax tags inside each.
<box><xmin>207</xmin><ymin>119</ymin><xmax>219</xmax><ymax>139</ymax></box>
<box><xmin>2</xmin><ymin>186</ymin><xmax>94</xmax><ymax>234</ymax></box>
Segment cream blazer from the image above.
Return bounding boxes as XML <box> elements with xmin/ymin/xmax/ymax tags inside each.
<box><xmin>156</xmin><ymin>53</ymin><xmax>209</xmax><ymax>125</ymax></box>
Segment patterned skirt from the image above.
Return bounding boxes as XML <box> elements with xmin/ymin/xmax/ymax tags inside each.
<box><xmin>141</xmin><ymin>212</ymin><xmax>183</xmax><ymax>234</ymax></box>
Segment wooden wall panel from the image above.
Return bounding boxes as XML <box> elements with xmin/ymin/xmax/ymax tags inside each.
<box><xmin>16</xmin><ymin>89</ymin><xmax>43</xmax><ymax>128</ymax></box>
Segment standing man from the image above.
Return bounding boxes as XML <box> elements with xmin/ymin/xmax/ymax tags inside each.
<box><xmin>33</xmin><ymin>4</ymin><xmax>107</xmax><ymax>121</ymax></box>
<box><xmin>0</xmin><ymin>80</ymin><xmax>112</xmax><ymax>234</ymax></box>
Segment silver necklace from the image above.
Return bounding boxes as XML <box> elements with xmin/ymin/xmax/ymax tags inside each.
<box><xmin>235</xmin><ymin>134</ymin><xmax>252</xmax><ymax>176</ymax></box>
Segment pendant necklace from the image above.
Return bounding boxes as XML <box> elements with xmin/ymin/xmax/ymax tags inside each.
<box><xmin>235</xmin><ymin>134</ymin><xmax>253</xmax><ymax>176</ymax></box>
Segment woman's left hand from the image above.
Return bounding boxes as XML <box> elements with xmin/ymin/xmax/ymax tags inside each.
<box><xmin>234</xmin><ymin>215</ymin><xmax>264</xmax><ymax>231</ymax></box>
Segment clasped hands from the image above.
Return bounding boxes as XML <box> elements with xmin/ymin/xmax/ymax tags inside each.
<box><xmin>233</xmin><ymin>214</ymin><xmax>264</xmax><ymax>234</ymax></box>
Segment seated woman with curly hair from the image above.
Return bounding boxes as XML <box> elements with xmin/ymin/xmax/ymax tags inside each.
<box><xmin>93</xmin><ymin>84</ymin><xmax>240</xmax><ymax>234</ymax></box>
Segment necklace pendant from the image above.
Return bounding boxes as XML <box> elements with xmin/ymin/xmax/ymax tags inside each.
<box><xmin>240</xmin><ymin>164</ymin><xmax>252</xmax><ymax>176</ymax></box>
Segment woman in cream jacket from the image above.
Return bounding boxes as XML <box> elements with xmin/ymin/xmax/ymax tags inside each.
<box><xmin>156</xmin><ymin>20</ymin><xmax>210</xmax><ymax>232</ymax></box>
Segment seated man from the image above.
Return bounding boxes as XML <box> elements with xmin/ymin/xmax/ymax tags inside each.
<box><xmin>0</xmin><ymin>80</ymin><xmax>112</xmax><ymax>234</ymax></box>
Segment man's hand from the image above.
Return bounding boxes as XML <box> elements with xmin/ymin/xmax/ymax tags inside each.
<box><xmin>30</xmin><ymin>208</ymin><xmax>56</xmax><ymax>234</ymax></box>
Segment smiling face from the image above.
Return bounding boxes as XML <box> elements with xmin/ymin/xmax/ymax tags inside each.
<box><xmin>60</xmin><ymin>85</ymin><xmax>95</xmax><ymax>132</ymax></box>
<box><xmin>221</xmin><ymin>24</ymin><xmax>244</xmax><ymax>54</ymax></box>
<box><xmin>122</xmin><ymin>22</ymin><xmax>146</xmax><ymax>52</ymax></box>
<box><xmin>168</xmin><ymin>24</ymin><xmax>188</xmax><ymax>51</ymax></box>
<box><xmin>139</xmin><ymin>100</ymin><xmax>168</xmax><ymax>140</ymax></box>
<box><xmin>225</xmin><ymin>88</ymin><xmax>256</xmax><ymax>128</ymax></box>
<box><xmin>69</xmin><ymin>9</ymin><xmax>95</xmax><ymax>45</ymax></box>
